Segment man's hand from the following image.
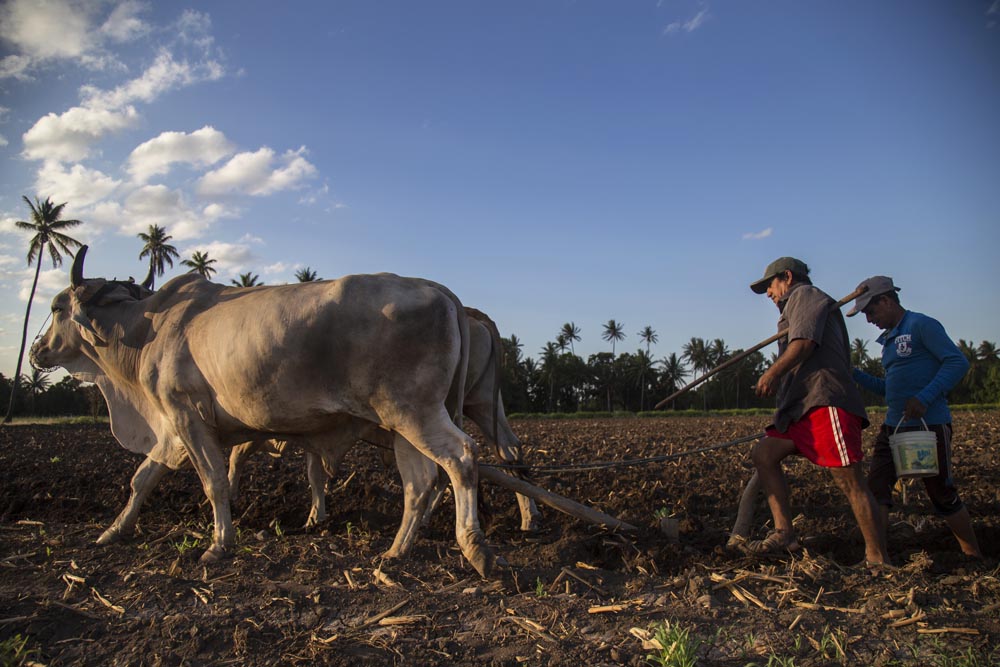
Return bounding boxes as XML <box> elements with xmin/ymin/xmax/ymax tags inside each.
<box><xmin>756</xmin><ymin>369</ymin><xmax>779</xmax><ymax>397</ymax></box>
<box><xmin>904</xmin><ymin>397</ymin><xmax>927</xmax><ymax>421</ymax></box>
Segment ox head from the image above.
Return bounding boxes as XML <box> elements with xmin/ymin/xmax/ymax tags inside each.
<box><xmin>30</xmin><ymin>246</ymin><xmax>154</xmax><ymax>372</ymax></box>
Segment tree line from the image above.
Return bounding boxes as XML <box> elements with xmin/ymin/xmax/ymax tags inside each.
<box><xmin>3</xmin><ymin>195</ymin><xmax>998</xmax><ymax>419</ymax></box>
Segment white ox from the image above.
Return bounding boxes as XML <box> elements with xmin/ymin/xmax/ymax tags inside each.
<box><xmin>30</xmin><ymin>247</ymin><xmax>495</xmax><ymax>577</ymax></box>
<box><xmin>228</xmin><ymin>308</ymin><xmax>542</xmax><ymax>532</ymax></box>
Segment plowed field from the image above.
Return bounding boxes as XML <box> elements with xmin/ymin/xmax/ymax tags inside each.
<box><xmin>2</xmin><ymin>412</ymin><xmax>998</xmax><ymax>666</ymax></box>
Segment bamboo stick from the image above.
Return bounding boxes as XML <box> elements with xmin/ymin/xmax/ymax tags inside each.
<box><xmin>478</xmin><ymin>465</ymin><xmax>638</xmax><ymax>532</ymax></box>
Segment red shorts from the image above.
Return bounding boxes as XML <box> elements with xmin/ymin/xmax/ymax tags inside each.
<box><xmin>765</xmin><ymin>406</ymin><xmax>863</xmax><ymax>468</ymax></box>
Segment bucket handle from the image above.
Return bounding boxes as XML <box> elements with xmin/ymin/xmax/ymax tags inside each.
<box><xmin>893</xmin><ymin>417</ymin><xmax>930</xmax><ymax>435</ymax></box>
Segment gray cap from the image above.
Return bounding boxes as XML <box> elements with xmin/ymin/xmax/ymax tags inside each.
<box><xmin>750</xmin><ymin>257</ymin><xmax>809</xmax><ymax>294</ymax></box>
<box><xmin>846</xmin><ymin>276</ymin><xmax>901</xmax><ymax>317</ymax></box>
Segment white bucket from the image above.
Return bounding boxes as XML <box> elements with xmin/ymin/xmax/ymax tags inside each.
<box><xmin>889</xmin><ymin>418</ymin><xmax>939</xmax><ymax>478</ymax></box>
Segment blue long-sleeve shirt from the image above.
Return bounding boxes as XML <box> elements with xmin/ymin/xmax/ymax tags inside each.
<box><xmin>853</xmin><ymin>310</ymin><xmax>969</xmax><ymax>428</ymax></box>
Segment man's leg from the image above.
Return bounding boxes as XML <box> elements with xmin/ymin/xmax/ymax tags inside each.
<box><xmin>943</xmin><ymin>507</ymin><xmax>982</xmax><ymax>558</ymax></box>
<box><xmin>750</xmin><ymin>436</ymin><xmax>800</xmax><ymax>548</ymax></box>
<box><xmin>829</xmin><ymin>464</ymin><xmax>889</xmax><ymax>565</ymax></box>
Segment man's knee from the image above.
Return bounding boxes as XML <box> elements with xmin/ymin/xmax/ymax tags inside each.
<box><xmin>752</xmin><ymin>437</ymin><xmax>792</xmax><ymax>468</ymax></box>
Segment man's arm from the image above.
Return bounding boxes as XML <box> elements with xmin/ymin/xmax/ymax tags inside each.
<box><xmin>756</xmin><ymin>338</ymin><xmax>816</xmax><ymax>397</ymax></box>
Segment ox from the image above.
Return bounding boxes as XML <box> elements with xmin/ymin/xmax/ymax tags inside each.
<box><xmin>228</xmin><ymin>308</ymin><xmax>542</xmax><ymax>532</ymax></box>
<box><xmin>30</xmin><ymin>247</ymin><xmax>494</xmax><ymax>577</ymax></box>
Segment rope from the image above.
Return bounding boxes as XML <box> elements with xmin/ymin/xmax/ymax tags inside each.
<box><xmin>483</xmin><ymin>432</ymin><xmax>764</xmax><ymax>473</ymax></box>
<box><xmin>362</xmin><ymin>431</ymin><xmax>765</xmax><ymax>474</ymax></box>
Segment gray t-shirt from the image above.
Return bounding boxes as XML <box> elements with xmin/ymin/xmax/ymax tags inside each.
<box><xmin>772</xmin><ymin>283</ymin><xmax>868</xmax><ymax>432</ymax></box>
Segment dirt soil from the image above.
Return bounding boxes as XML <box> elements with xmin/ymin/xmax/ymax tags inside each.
<box><xmin>2</xmin><ymin>412</ymin><xmax>999</xmax><ymax>666</ymax></box>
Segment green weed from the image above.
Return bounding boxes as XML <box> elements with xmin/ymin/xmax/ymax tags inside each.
<box><xmin>645</xmin><ymin>620</ymin><xmax>701</xmax><ymax>667</ymax></box>
<box><xmin>0</xmin><ymin>634</ymin><xmax>39</xmax><ymax>666</ymax></box>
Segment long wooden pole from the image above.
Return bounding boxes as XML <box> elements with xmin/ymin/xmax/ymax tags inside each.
<box><xmin>478</xmin><ymin>465</ymin><xmax>638</xmax><ymax>532</ymax></box>
<box><xmin>653</xmin><ymin>285</ymin><xmax>869</xmax><ymax>410</ymax></box>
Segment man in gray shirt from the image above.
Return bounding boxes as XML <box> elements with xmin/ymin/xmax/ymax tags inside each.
<box><xmin>745</xmin><ymin>257</ymin><xmax>888</xmax><ymax>566</ymax></box>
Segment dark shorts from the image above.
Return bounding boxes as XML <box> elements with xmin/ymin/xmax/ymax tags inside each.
<box><xmin>868</xmin><ymin>422</ymin><xmax>964</xmax><ymax>516</ymax></box>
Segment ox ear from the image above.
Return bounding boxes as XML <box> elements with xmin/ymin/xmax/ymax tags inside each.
<box><xmin>68</xmin><ymin>290</ymin><xmax>107</xmax><ymax>345</ymax></box>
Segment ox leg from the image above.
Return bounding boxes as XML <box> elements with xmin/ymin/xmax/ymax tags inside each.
<box><xmin>384</xmin><ymin>435</ymin><xmax>440</xmax><ymax>558</ymax></box>
<box><xmin>394</xmin><ymin>410</ymin><xmax>494</xmax><ymax>578</ymax></box>
<box><xmin>228</xmin><ymin>440</ymin><xmax>267</xmax><ymax>505</ymax></box>
<box><xmin>419</xmin><ymin>470</ymin><xmax>450</xmax><ymax>527</ymax></box>
<box><xmin>465</xmin><ymin>400</ymin><xmax>542</xmax><ymax>533</ymax></box>
<box><xmin>98</xmin><ymin>456</ymin><xmax>171</xmax><ymax>545</ymax></box>
<box><xmin>172</xmin><ymin>418</ymin><xmax>234</xmax><ymax>563</ymax></box>
<box><xmin>304</xmin><ymin>451</ymin><xmax>331</xmax><ymax>528</ymax></box>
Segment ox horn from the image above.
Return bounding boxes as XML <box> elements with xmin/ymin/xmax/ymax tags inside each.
<box><xmin>141</xmin><ymin>263</ymin><xmax>155</xmax><ymax>291</ymax></box>
<box><xmin>71</xmin><ymin>245</ymin><xmax>89</xmax><ymax>288</ymax></box>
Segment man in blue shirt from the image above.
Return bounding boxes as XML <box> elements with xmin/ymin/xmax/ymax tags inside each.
<box><xmin>848</xmin><ymin>276</ymin><xmax>981</xmax><ymax>559</ymax></box>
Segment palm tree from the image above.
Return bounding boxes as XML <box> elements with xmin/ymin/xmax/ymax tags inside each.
<box><xmin>5</xmin><ymin>196</ymin><xmax>82</xmax><ymax>423</ymax></box>
<box><xmin>602</xmin><ymin>319</ymin><xmax>626</xmax><ymax>356</ymax></box>
<box><xmin>638</xmin><ymin>325</ymin><xmax>658</xmax><ymax>354</ymax></box>
<box><xmin>659</xmin><ymin>353</ymin><xmax>689</xmax><ymax>397</ymax></box>
<box><xmin>555</xmin><ymin>334</ymin><xmax>569</xmax><ymax>355</ymax></box>
<box><xmin>181</xmin><ymin>251</ymin><xmax>217</xmax><ymax>279</ymax></box>
<box><xmin>137</xmin><ymin>224</ymin><xmax>179</xmax><ymax>289</ymax></box>
<box><xmin>977</xmin><ymin>340</ymin><xmax>998</xmax><ymax>363</ymax></box>
<box><xmin>539</xmin><ymin>342</ymin><xmax>561</xmax><ymax>412</ymax></box>
<box><xmin>682</xmin><ymin>337</ymin><xmax>711</xmax><ymax>410</ymax></box>
<box><xmin>230</xmin><ymin>272</ymin><xmax>262</xmax><ymax>287</ymax></box>
<box><xmin>560</xmin><ymin>322</ymin><xmax>581</xmax><ymax>355</ymax></box>
<box><xmin>851</xmin><ymin>338</ymin><xmax>870</xmax><ymax>368</ymax></box>
<box><xmin>295</xmin><ymin>267</ymin><xmax>320</xmax><ymax>282</ymax></box>
<box><xmin>709</xmin><ymin>338</ymin><xmax>730</xmax><ymax>407</ymax></box>
<box><xmin>24</xmin><ymin>369</ymin><xmax>50</xmax><ymax>415</ymax></box>
<box><xmin>631</xmin><ymin>349</ymin><xmax>656</xmax><ymax>411</ymax></box>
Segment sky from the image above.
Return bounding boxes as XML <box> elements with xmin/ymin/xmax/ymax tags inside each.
<box><xmin>1</xmin><ymin>0</ymin><xmax>999</xmax><ymax>382</ymax></box>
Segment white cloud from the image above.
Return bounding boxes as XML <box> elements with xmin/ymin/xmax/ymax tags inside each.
<box><xmin>0</xmin><ymin>0</ymin><xmax>150</xmax><ymax>78</ymax></box>
<box><xmin>100</xmin><ymin>0</ymin><xmax>151</xmax><ymax>43</ymax></box>
<box><xmin>22</xmin><ymin>105</ymin><xmax>139</xmax><ymax>162</ymax></box>
<box><xmin>182</xmin><ymin>240</ymin><xmax>257</xmax><ymax>276</ymax></box>
<box><xmin>198</xmin><ymin>147</ymin><xmax>317</xmax><ymax>196</ymax></box>
<box><xmin>0</xmin><ymin>54</ymin><xmax>33</xmax><ymax>80</ymax></box>
<box><xmin>88</xmin><ymin>185</ymin><xmax>215</xmax><ymax>240</ymax></box>
<box><xmin>127</xmin><ymin>126</ymin><xmax>235</xmax><ymax>183</ymax></box>
<box><xmin>34</xmin><ymin>161</ymin><xmax>122</xmax><ymax>209</ymax></box>
<box><xmin>663</xmin><ymin>8</ymin><xmax>711</xmax><ymax>35</ymax></box>
<box><xmin>80</xmin><ymin>49</ymin><xmax>223</xmax><ymax>111</ymax></box>
<box><xmin>18</xmin><ymin>267</ymin><xmax>68</xmax><ymax>303</ymax></box>
<box><xmin>0</xmin><ymin>134</ymin><xmax>7</xmax><ymax>147</ymax></box>
<box><xmin>22</xmin><ymin>48</ymin><xmax>225</xmax><ymax>163</ymax></box>
<box><xmin>742</xmin><ymin>227</ymin><xmax>773</xmax><ymax>241</ymax></box>
<box><xmin>0</xmin><ymin>0</ymin><xmax>95</xmax><ymax>62</ymax></box>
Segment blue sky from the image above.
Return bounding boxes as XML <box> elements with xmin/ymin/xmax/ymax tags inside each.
<box><xmin>1</xmin><ymin>1</ymin><xmax>998</xmax><ymax>381</ymax></box>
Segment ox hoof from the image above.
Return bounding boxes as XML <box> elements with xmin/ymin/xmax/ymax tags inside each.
<box><xmin>199</xmin><ymin>545</ymin><xmax>232</xmax><ymax>563</ymax></box>
<box><xmin>467</xmin><ymin>545</ymin><xmax>496</xmax><ymax>579</ymax></box>
<box><xmin>96</xmin><ymin>528</ymin><xmax>128</xmax><ymax>545</ymax></box>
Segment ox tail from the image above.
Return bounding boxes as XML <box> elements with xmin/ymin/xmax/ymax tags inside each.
<box><xmin>463</xmin><ymin>307</ymin><xmax>503</xmax><ymax>463</ymax></box>
<box><xmin>427</xmin><ymin>282</ymin><xmax>469</xmax><ymax>427</ymax></box>
<box><xmin>463</xmin><ymin>307</ymin><xmax>532</xmax><ymax>486</ymax></box>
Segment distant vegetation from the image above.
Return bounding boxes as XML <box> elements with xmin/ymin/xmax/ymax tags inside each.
<box><xmin>3</xmin><ymin>195</ymin><xmax>998</xmax><ymax>420</ymax></box>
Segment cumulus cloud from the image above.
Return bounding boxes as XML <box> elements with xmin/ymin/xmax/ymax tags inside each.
<box><xmin>87</xmin><ymin>184</ymin><xmax>230</xmax><ymax>240</ymax></box>
<box><xmin>181</xmin><ymin>240</ymin><xmax>258</xmax><ymax>277</ymax></box>
<box><xmin>18</xmin><ymin>267</ymin><xmax>68</xmax><ymax>303</ymax></box>
<box><xmin>0</xmin><ymin>134</ymin><xmax>7</xmax><ymax>148</ymax></box>
<box><xmin>34</xmin><ymin>161</ymin><xmax>122</xmax><ymax>209</ymax></box>
<box><xmin>80</xmin><ymin>49</ymin><xmax>223</xmax><ymax>111</ymax></box>
<box><xmin>127</xmin><ymin>126</ymin><xmax>235</xmax><ymax>183</ymax></box>
<box><xmin>198</xmin><ymin>147</ymin><xmax>317</xmax><ymax>196</ymax></box>
<box><xmin>100</xmin><ymin>0</ymin><xmax>151</xmax><ymax>43</ymax></box>
<box><xmin>0</xmin><ymin>0</ymin><xmax>151</xmax><ymax>78</ymax></box>
<box><xmin>22</xmin><ymin>49</ymin><xmax>224</xmax><ymax>163</ymax></box>
<box><xmin>21</xmin><ymin>105</ymin><xmax>139</xmax><ymax>162</ymax></box>
<box><xmin>742</xmin><ymin>227</ymin><xmax>773</xmax><ymax>241</ymax></box>
<box><xmin>663</xmin><ymin>8</ymin><xmax>711</xmax><ymax>35</ymax></box>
